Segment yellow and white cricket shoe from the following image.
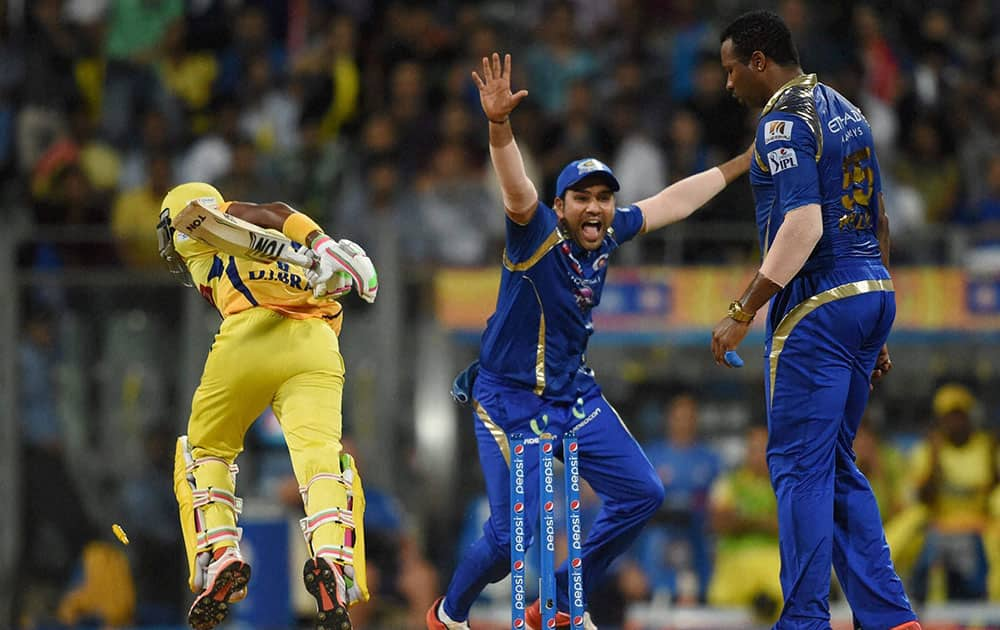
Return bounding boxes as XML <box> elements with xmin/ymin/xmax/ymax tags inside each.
<box><xmin>187</xmin><ymin>547</ymin><xmax>251</xmax><ymax>630</ymax></box>
<box><xmin>304</xmin><ymin>556</ymin><xmax>352</xmax><ymax>630</ymax></box>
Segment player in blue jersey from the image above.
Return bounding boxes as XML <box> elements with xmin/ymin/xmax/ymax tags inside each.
<box><xmin>426</xmin><ymin>53</ymin><xmax>752</xmax><ymax>630</ymax></box>
<box><xmin>711</xmin><ymin>11</ymin><xmax>921</xmax><ymax>630</ymax></box>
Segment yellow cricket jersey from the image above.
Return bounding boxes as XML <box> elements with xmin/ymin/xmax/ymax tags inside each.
<box><xmin>911</xmin><ymin>431</ymin><xmax>997</xmax><ymax>532</ymax></box>
<box><xmin>171</xmin><ymin>202</ymin><xmax>343</xmax><ymax>334</ymax></box>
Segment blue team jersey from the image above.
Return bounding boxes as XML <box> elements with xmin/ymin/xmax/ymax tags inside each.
<box><xmin>478</xmin><ymin>201</ymin><xmax>645</xmax><ymax>400</ymax></box>
<box><xmin>750</xmin><ymin>74</ymin><xmax>891</xmax><ymax>330</ymax></box>
<box><xmin>750</xmin><ymin>74</ymin><xmax>884</xmax><ymax>273</ymax></box>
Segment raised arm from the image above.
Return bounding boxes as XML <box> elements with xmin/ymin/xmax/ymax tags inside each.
<box><xmin>635</xmin><ymin>145</ymin><xmax>752</xmax><ymax>232</ymax></box>
<box><xmin>472</xmin><ymin>53</ymin><xmax>538</xmax><ymax>224</ymax></box>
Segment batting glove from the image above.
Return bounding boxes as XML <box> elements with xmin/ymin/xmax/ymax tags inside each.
<box><xmin>309</xmin><ymin>236</ymin><xmax>379</xmax><ymax>303</ymax></box>
<box><xmin>308</xmin><ymin>269</ymin><xmax>353</xmax><ymax>299</ymax></box>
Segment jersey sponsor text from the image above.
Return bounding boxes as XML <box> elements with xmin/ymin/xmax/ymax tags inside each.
<box><xmin>767</xmin><ymin>147</ymin><xmax>799</xmax><ymax>174</ymax></box>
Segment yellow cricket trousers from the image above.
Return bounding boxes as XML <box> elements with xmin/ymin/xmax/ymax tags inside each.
<box><xmin>187</xmin><ymin>307</ymin><xmax>349</xmax><ymax>555</ymax></box>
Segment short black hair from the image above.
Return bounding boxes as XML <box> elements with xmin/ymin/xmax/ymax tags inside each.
<box><xmin>720</xmin><ymin>10</ymin><xmax>800</xmax><ymax>67</ymax></box>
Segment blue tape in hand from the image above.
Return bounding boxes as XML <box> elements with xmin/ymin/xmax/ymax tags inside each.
<box><xmin>724</xmin><ymin>350</ymin><xmax>744</xmax><ymax>368</ymax></box>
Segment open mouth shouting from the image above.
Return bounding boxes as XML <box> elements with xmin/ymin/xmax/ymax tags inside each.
<box><xmin>580</xmin><ymin>218</ymin><xmax>604</xmax><ymax>244</ymax></box>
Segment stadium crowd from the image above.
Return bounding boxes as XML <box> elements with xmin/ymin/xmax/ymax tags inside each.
<box><xmin>6</xmin><ymin>0</ymin><xmax>999</xmax><ymax>628</ymax></box>
<box><xmin>7</xmin><ymin>0</ymin><xmax>999</xmax><ymax>273</ymax></box>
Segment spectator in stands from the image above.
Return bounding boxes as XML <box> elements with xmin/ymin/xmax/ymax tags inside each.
<box><xmin>608</xmin><ymin>95</ymin><xmax>667</xmax><ymax>208</ymax></box>
<box><xmin>892</xmin><ymin>115</ymin><xmax>962</xmax><ymax>225</ymax></box>
<box><xmin>215</xmin><ymin>136</ymin><xmax>279</xmax><ymax>205</ymax></box>
<box><xmin>684</xmin><ymin>52</ymin><xmax>747</xmax><ymax>158</ymax></box>
<box><xmin>665</xmin><ymin>108</ymin><xmax>712</xmax><ymax>186</ymax></box>
<box><xmin>65</xmin><ymin>103</ymin><xmax>121</xmax><ymax>197</ymax></box>
<box><xmin>16</xmin><ymin>307</ymin><xmax>135</xmax><ymax>627</ymax></box>
<box><xmin>387</xmin><ymin>60</ymin><xmax>437</xmax><ymax>178</ymax></box>
<box><xmin>851</xmin><ymin>4</ymin><xmax>902</xmax><ymax>107</ymax></box>
<box><xmin>707</xmin><ymin>424</ymin><xmax>782</xmax><ymax>623</ymax></box>
<box><xmin>289</xmin><ymin>13</ymin><xmax>362</xmax><ymax>142</ymax></box>
<box><xmin>415</xmin><ymin>142</ymin><xmax>499</xmax><ymax>266</ymax></box>
<box><xmin>238</xmin><ymin>53</ymin><xmax>301</xmax><ymax>154</ymax></box>
<box><xmin>336</xmin><ymin>111</ymin><xmax>403</xmax><ymax>237</ymax></box>
<box><xmin>177</xmin><ymin>98</ymin><xmax>240</xmax><ymax>183</ymax></box>
<box><xmin>101</xmin><ymin>0</ymin><xmax>182</xmax><ymax>146</ymax></box>
<box><xmin>119</xmin><ymin>109</ymin><xmax>175</xmax><ymax>191</ymax></box>
<box><xmin>111</xmin><ymin>153</ymin><xmax>174</xmax><ymax>269</ymax></box>
<box><xmin>158</xmin><ymin>18</ymin><xmax>218</xmax><ymax>136</ymax></box>
<box><xmin>214</xmin><ymin>5</ymin><xmax>287</xmax><ymax>103</ymax></box>
<box><xmin>779</xmin><ymin>0</ymin><xmax>843</xmax><ymax>76</ymax></box>
<box><xmin>959</xmin><ymin>84</ymin><xmax>1000</xmax><ymax>209</ymax></box>
<box><xmin>524</xmin><ymin>2</ymin><xmax>598</xmax><ymax>114</ymax></box>
<box><xmin>539</xmin><ymin>80</ymin><xmax>613</xmax><ymax>198</ymax></box>
<box><xmin>963</xmin><ymin>153</ymin><xmax>1000</xmax><ymax>247</ymax></box>
<box><xmin>119</xmin><ymin>426</ymin><xmax>185</xmax><ymax>624</ymax></box>
<box><xmin>639</xmin><ymin>393</ymin><xmax>721</xmax><ymax>603</ymax></box>
<box><xmin>659</xmin><ymin>0</ymin><xmax>715</xmax><ymax>104</ymax></box>
<box><xmin>31</xmin><ymin>157</ymin><xmax>112</xmax><ymax>268</ymax></box>
<box><xmin>857</xmin><ymin>422</ymin><xmax>927</xmax><ymax>582</ymax></box>
<box><xmin>17</xmin><ymin>0</ymin><xmax>79</xmax><ymax>173</ymax></box>
<box><xmin>855</xmin><ymin>423</ymin><xmax>907</xmax><ymax>519</ymax></box>
<box><xmin>910</xmin><ymin>383</ymin><xmax>997</xmax><ymax>602</ymax></box>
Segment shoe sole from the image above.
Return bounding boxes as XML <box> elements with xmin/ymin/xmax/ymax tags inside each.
<box><xmin>304</xmin><ymin>557</ymin><xmax>352</xmax><ymax>630</ymax></box>
<box><xmin>187</xmin><ymin>560</ymin><xmax>251</xmax><ymax>630</ymax></box>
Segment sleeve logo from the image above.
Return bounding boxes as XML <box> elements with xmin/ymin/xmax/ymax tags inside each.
<box><xmin>767</xmin><ymin>147</ymin><xmax>799</xmax><ymax>174</ymax></box>
<box><xmin>764</xmin><ymin>120</ymin><xmax>794</xmax><ymax>144</ymax></box>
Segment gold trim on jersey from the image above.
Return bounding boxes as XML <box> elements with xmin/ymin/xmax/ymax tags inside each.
<box><xmin>520</xmin><ymin>276</ymin><xmax>547</xmax><ymax>396</ymax></box>
<box><xmin>474</xmin><ymin>400</ymin><xmax>510</xmax><ymax>465</ymax></box>
<box><xmin>754</xmin><ymin>146</ymin><xmax>769</xmax><ymax>172</ymax></box>
<box><xmin>768</xmin><ymin>279</ymin><xmax>894</xmax><ymax>405</ymax></box>
<box><xmin>760</xmin><ymin>73</ymin><xmax>823</xmax><ymax>160</ymax></box>
<box><xmin>503</xmin><ymin>229</ymin><xmax>564</xmax><ymax>272</ymax></box>
<box><xmin>534</xmin><ymin>315</ymin><xmax>546</xmax><ymax>396</ymax></box>
<box><xmin>761</xmin><ymin>74</ymin><xmax>818</xmax><ymax>117</ymax></box>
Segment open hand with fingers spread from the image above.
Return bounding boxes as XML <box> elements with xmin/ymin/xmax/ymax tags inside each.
<box><xmin>471</xmin><ymin>52</ymin><xmax>528</xmax><ymax>123</ymax></box>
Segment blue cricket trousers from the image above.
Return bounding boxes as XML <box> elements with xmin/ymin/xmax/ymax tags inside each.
<box><xmin>442</xmin><ymin>369</ymin><xmax>664</xmax><ymax>620</ymax></box>
<box><xmin>765</xmin><ymin>273</ymin><xmax>917</xmax><ymax>630</ymax></box>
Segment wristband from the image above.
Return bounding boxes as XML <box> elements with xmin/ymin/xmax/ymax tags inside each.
<box><xmin>282</xmin><ymin>212</ymin><xmax>323</xmax><ymax>245</ymax></box>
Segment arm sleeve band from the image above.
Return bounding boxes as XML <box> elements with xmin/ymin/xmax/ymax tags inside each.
<box><xmin>282</xmin><ymin>212</ymin><xmax>324</xmax><ymax>245</ymax></box>
<box><xmin>489</xmin><ymin>139</ymin><xmax>538</xmax><ymax>214</ymax></box>
<box><xmin>637</xmin><ymin>167</ymin><xmax>726</xmax><ymax>231</ymax></box>
<box><xmin>758</xmin><ymin>203</ymin><xmax>823</xmax><ymax>287</ymax></box>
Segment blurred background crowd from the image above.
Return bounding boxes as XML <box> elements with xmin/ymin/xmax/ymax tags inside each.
<box><xmin>1</xmin><ymin>0</ymin><xmax>998</xmax><ymax>628</ymax></box>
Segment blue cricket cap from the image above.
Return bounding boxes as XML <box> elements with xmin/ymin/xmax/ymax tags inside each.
<box><xmin>555</xmin><ymin>158</ymin><xmax>620</xmax><ymax>198</ymax></box>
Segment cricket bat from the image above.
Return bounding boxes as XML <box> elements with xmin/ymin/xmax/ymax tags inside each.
<box><xmin>172</xmin><ymin>201</ymin><xmax>315</xmax><ymax>269</ymax></box>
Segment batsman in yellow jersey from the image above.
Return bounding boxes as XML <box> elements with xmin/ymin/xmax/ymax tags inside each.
<box><xmin>156</xmin><ymin>182</ymin><xmax>378</xmax><ymax>630</ymax></box>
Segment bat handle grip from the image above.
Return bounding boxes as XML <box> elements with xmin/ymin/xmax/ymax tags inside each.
<box><xmin>284</xmin><ymin>250</ymin><xmax>316</xmax><ymax>269</ymax></box>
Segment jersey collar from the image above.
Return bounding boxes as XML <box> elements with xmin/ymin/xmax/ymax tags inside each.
<box><xmin>761</xmin><ymin>73</ymin><xmax>818</xmax><ymax>117</ymax></box>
